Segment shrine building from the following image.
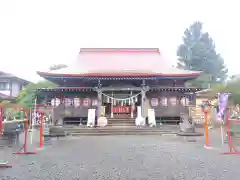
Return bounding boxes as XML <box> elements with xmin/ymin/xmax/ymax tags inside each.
<box><xmin>36</xmin><ymin>48</ymin><xmax>202</xmax><ymax>125</ymax></box>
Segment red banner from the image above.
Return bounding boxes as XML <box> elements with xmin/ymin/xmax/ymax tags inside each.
<box><xmin>112</xmin><ymin>106</ymin><xmax>131</xmax><ymax>113</ymax></box>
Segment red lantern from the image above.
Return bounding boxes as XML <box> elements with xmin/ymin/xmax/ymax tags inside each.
<box><xmin>83</xmin><ymin>98</ymin><xmax>90</xmax><ymax>107</ymax></box>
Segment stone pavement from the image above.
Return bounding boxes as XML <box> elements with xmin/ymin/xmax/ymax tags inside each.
<box><xmin>1</xmin><ymin>133</ymin><xmax>240</xmax><ymax>180</ymax></box>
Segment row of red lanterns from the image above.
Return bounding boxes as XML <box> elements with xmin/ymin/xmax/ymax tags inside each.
<box><xmin>50</xmin><ymin>98</ymin><xmax>98</xmax><ymax>107</ymax></box>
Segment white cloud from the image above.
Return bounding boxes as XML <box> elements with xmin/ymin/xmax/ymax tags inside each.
<box><xmin>0</xmin><ymin>0</ymin><xmax>239</xmax><ymax>82</ymax></box>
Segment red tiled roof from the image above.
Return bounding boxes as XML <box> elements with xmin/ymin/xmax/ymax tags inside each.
<box><xmin>37</xmin><ymin>48</ymin><xmax>201</xmax><ymax>77</ymax></box>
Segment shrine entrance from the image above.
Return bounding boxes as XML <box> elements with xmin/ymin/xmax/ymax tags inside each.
<box><xmin>101</xmin><ymin>91</ymin><xmax>141</xmax><ymax>118</ymax></box>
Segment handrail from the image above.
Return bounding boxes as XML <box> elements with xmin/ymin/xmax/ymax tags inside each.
<box><xmin>3</xmin><ymin>119</ymin><xmax>27</xmax><ymax>124</ymax></box>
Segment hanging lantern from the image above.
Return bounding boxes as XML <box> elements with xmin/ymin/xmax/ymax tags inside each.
<box><xmin>73</xmin><ymin>98</ymin><xmax>81</xmax><ymax>108</ymax></box>
<box><xmin>51</xmin><ymin>98</ymin><xmax>60</xmax><ymax>107</ymax></box>
<box><xmin>160</xmin><ymin>97</ymin><xmax>168</xmax><ymax>107</ymax></box>
<box><xmin>64</xmin><ymin>98</ymin><xmax>72</xmax><ymax>107</ymax></box>
<box><xmin>135</xmin><ymin>96</ymin><xmax>138</xmax><ymax>102</ymax></box>
<box><xmin>150</xmin><ymin>98</ymin><xmax>159</xmax><ymax>107</ymax></box>
<box><xmin>180</xmin><ymin>96</ymin><xmax>189</xmax><ymax>106</ymax></box>
<box><xmin>92</xmin><ymin>99</ymin><xmax>98</xmax><ymax>106</ymax></box>
<box><xmin>83</xmin><ymin>98</ymin><xmax>90</xmax><ymax>107</ymax></box>
<box><xmin>169</xmin><ymin>97</ymin><xmax>177</xmax><ymax>106</ymax></box>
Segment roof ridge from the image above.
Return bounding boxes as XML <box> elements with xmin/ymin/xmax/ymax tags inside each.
<box><xmin>79</xmin><ymin>48</ymin><xmax>160</xmax><ymax>53</ymax></box>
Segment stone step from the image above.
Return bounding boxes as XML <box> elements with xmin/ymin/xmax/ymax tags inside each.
<box><xmin>107</xmin><ymin>121</ymin><xmax>135</xmax><ymax>125</ymax></box>
<box><xmin>68</xmin><ymin>131</ymin><xmax>177</xmax><ymax>136</ymax></box>
<box><xmin>66</xmin><ymin>129</ymin><xmax>175</xmax><ymax>133</ymax></box>
<box><xmin>108</xmin><ymin>119</ymin><xmax>135</xmax><ymax>121</ymax></box>
<box><xmin>108</xmin><ymin>118</ymin><xmax>135</xmax><ymax>120</ymax></box>
<box><xmin>62</xmin><ymin>127</ymin><xmax>178</xmax><ymax>134</ymax></box>
<box><xmin>107</xmin><ymin>124</ymin><xmax>135</xmax><ymax>126</ymax></box>
<box><xmin>108</xmin><ymin>120</ymin><xmax>135</xmax><ymax>122</ymax></box>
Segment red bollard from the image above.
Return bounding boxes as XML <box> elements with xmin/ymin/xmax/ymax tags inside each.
<box><xmin>12</xmin><ymin>108</ymin><xmax>36</xmax><ymax>155</ymax></box>
<box><xmin>39</xmin><ymin>112</ymin><xmax>44</xmax><ymax>149</ymax></box>
<box><xmin>204</xmin><ymin>110</ymin><xmax>209</xmax><ymax>147</ymax></box>
<box><xmin>226</xmin><ymin>109</ymin><xmax>234</xmax><ymax>153</ymax></box>
<box><xmin>0</xmin><ymin>105</ymin><xmax>12</xmax><ymax>168</ymax></box>
<box><xmin>222</xmin><ymin>108</ymin><xmax>240</xmax><ymax>155</ymax></box>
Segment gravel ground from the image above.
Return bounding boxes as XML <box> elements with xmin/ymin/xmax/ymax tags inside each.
<box><xmin>1</xmin><ymin>132</ymin><xmax>240</xmax><ymax>180</ymax></box>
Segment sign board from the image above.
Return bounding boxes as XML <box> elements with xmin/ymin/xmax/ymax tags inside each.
<box><xmin>148</xmin><ymin>109</ymin><xmax>156</xmax><ymax>127</ymax></box>
<box><xmin>112</xmin><ymin>106</ymin><xmax>131</xmax><ymax>113</ymax></box>
<box><xmin>87</xmin><ymin>109</ymin><xmax>95</xmax><ymax>127</ymax></box>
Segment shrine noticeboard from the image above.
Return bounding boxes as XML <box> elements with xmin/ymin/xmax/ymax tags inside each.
<box><xmin>112</xmin><ymin>106</ymin><xmax>131</xmax><ymax>113</ymax></box>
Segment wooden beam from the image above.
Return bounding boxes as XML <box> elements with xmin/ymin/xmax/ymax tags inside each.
<box><xmin>99</xmin><ymin>87</ymin><xmax>143</xmax><ymax>91</ymax></box>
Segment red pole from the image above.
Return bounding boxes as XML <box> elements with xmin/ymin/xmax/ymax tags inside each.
<box><xmin>204</xmin><ymin>110</ymin><xmax>209</xmax><ymax>147</ymax></box>
<box><xmin>29</xmin><ymin>108</ymin><xmax>32</xmax><ymax>130</ymax></box>
<box><xmin>12</xmin><ymin>107</ymin><xmax>36</xmax><ymax>155</ymax></box>
<box><xmin>39</xmin><ymin>112</ymin><xmax>43</xmax><ymax>148</ymax></box>
<box><xmin>0</xmin><ymin>105</ymin><xmax>3</xmax><ymax>136</ymax></box>
<box><xmin>0</xmin><ymin>105</ymin><xmax>12</xmax><ymax>168</ymax></box>
<box><xmin>23</xmin><ymin>111</ymin><xmax>29</xmax><ymax>153</ymax></box>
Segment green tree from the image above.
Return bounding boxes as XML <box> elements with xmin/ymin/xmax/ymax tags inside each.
<box><xmin>212</xmin><ymin>78</ymin><xmax>240</xmax><ymax>105</ymax></box>
<box><xmin>177</xmin><ymin>21</ymin><xmax>228</xmax><ymax>87</ymax></box>
<box><xmin>16</xmin><ymin>80</ymin><xmax>56</xmax><ymax>107</ymax></box>
<box><xmin>49</xmin><ymin>64</ymin><xmax>67</xmax><ymax>71</ymax></box>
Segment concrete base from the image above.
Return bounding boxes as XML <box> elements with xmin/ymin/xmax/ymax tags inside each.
<box><xmin>177</xmin><ymin>132</ymin><xmax>204</xmax><ymax>136</ymax></box>
<box><xmin>0</xmin><ymin>161</ymin><xmax>12</xmax><ymax>168</ymax></box>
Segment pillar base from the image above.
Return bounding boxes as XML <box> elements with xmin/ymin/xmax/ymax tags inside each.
<box><xmin>12</xmin><ymin>152</ymin><xmax>36</xmax><ymax>155</ymax></box>
<box><xmin>0</xmin><ymin>161</ymin><xmax>12</xmax><ymax>168</ymax></box>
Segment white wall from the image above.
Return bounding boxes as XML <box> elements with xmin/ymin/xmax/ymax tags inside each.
<box><xmin>11</xmin><ymin>82</ymin><xmax>21</xmax><ymax>97</ymax></box>
<box><xmin>0</xmin><ymin>82</ymin><xmax>22</xmax><ymax>97</ymax></box>
<box><xmin>0</xmin><ymin>90</ymin><xmax>10</xmax><ymax>96</ymax></box>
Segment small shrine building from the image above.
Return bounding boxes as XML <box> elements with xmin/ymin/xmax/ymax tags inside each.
<box><xmin>36</xmin><ymin>48</ymin><xmax>202</xmax><ymax>125</ymax></box>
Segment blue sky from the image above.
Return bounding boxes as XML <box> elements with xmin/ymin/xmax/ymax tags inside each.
<box><xmin>0</xmin><ymin>0</ymin><xmax>239</xmax><ymax>82</ymax></box>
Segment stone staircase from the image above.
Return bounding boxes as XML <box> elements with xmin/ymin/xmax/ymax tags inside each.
<box><xmin>49</xmin><ymin>124</ymin><xmax>180</xmax><ymax>136</ymax></box>
<box><xmin>107</xmin><ymin>118</ymin><xmax>135</xmax><ymax>127</ymax></box>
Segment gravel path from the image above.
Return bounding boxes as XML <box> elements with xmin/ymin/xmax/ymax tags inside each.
<box><xmin>1</xmin><ymin>134</ymin><xmax>240</xmax><ymax>180</ymax></box>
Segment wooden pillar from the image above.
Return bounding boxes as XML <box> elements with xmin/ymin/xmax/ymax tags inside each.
<box><xmin>97</xmin><ymin>89</ymin><xmax>102</xmax><ymax>119</ymax></box>
<box><xmin>111</xmin><ymin>92</ymin><xmax>114</xmax><ymax>118</ymax></box>
<box><xmin>129</xmin><ymin>91</ymin><xmax>133</xmax><ymax>118</ymax></box>
<box><xmin>141</xmin><ymin>89</ymin><xmax>146</xmax><ymax>118</ymax></box>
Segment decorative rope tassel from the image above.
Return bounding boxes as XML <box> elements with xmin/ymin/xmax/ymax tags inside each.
<box><xmin>135</xmin><ymin>97</ymin><xmax>138</xmax><ymax>103</ymax></box>
<box><xmin>128</xmin><ymin>98</ymin><xmax>131</xmax><ymax>105</ymax></box>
